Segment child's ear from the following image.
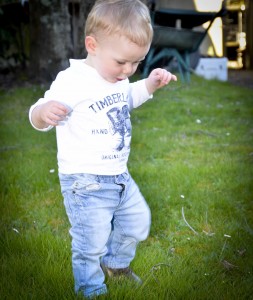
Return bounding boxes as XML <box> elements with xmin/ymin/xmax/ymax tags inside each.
<box><xmin>85</xmin><ymin>36</ymin><xmax>97</xmax><ymax>54</ymax></box>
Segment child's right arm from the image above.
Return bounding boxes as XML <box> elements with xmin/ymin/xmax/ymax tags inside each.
<box><xmin>30</xmin><ymin>100</ymin><xmax>70</xmax><ymax>130</ymax></box>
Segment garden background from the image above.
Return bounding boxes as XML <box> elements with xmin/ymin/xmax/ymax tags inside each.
<box><xmin>0</xmin><ymin>71</ymin><xmax>253</xmax><ymax>299</ymax></box>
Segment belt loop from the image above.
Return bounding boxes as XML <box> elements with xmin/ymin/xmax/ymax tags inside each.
<box><xmin>96</xmin><ymin>175</ymin><xmax>100</xmax><ymax>183</ymax></box>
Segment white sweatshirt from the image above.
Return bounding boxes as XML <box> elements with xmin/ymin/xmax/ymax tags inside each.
<box><xmin>29</xmin><ymin>59</ymin><xmax>152</xmax><ymax>175</ymax></box>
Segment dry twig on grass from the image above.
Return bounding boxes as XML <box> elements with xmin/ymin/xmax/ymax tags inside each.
<box><xmin>181</xmin><ymin>207</ymin><xmax>198</xmax><ymax>235</ymax></box>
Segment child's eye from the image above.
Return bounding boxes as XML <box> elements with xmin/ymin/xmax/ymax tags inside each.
<box><xmin>116</xmin><ymin>61</ymin><xmax>125</xmax><ymax>65</ymax></box>
<box><xmin>132</xmin><ymin>60</ymin><xmax>143</xmax><ymax>66</ymax></box>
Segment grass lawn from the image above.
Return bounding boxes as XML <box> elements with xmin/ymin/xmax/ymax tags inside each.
<box><xmin>0</xmin><ymin>74</ymin><xmax>253</xmax><ymax>299</ymax></box>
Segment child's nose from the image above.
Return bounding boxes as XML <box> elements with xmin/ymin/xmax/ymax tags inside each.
<box><xmin>123</xmin><ymin>63</ymin><xmax>133</xmax><ymax>75</ymax></box>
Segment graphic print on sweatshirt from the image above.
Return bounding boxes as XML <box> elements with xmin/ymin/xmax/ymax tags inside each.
<box><xmin>85</xmin><ymin>90</ymin><xmax>132</xmax><ymax>163</ymax></box>
<box><xmin>107</xmin><ymin>104</ymin><xmax>131</xmax><ymax>151</ymax></box>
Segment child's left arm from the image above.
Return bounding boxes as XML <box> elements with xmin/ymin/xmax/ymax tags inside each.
<box><xmin>145</xmin><ymin>68</ymin><xmax>177</xmax><ymax>95</ymax></box>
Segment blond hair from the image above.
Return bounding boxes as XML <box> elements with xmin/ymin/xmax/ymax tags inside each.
<box><xmin>85</xmin><ymin>0</ymin><xmax>153</xmax><ymax>47</ymax></box>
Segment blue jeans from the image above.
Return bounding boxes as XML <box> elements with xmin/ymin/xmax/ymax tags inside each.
<box><xmin>59</xmin><ymin>171</ymin><xmax>151</xmax><ymax>298</ymax></box>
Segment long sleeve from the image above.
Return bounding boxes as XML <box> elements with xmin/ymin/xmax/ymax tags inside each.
<box><xmin>128</xmin><ymin>79</ymin><xmax>153</xmax><ymax>110</ymax></box>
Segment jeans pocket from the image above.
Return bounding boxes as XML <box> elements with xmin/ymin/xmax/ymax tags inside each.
<box><xmin>70</xmin><ymin>174</ymin><xmax>101</xmax><ymax>206</ymax></box>
<box><xmin>72</xmin><ymin>180</ymin><xmax>101</xmax><ymax>193</ymax></box>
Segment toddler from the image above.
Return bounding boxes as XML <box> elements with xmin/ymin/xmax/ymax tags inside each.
<box><xmin>29</xmin><ymin>0</ymin><xmax>177</xmax><ymax>298</ymax></box>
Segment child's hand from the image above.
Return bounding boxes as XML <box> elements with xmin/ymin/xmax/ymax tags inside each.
<box><xmin>145</xmin><ymin>68</ymin><xmax>177</xmax><ymax>95</ymax></box>
<box><xmin>32</xmin><ymin>100</ymin><xmax>71</xmax><ymax>128</ymax></box>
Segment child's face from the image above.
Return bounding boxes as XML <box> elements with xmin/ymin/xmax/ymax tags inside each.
<box><xmin>88</xmin><ymin>34</ymin><xmax>150</xmax><ymax>83</ymax></box>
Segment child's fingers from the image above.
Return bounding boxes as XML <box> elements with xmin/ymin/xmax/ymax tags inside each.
<box><xmin>156</xmin><ymin>69</ymin><xmax>177</xmax><ymax>84</ymax></box>
<box><xmin>163</xmin><ymin>71</ymin><xmax>177</xmax><ymax>83</ymax></box>
<box><xmin>171</xmin><ymin>74</ymin><xmax>177</xmax><ymax>81</ymax></box>
<box><xmin>53</xmin><ymin>103</ymin><xmax>69</xmax><ymax>116</ymax></box>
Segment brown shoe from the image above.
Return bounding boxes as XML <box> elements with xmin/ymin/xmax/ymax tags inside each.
<box><xmin>101</xmin><ymin>263</ymin><xmax>142</xmax><ymax>285</ymax></box>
